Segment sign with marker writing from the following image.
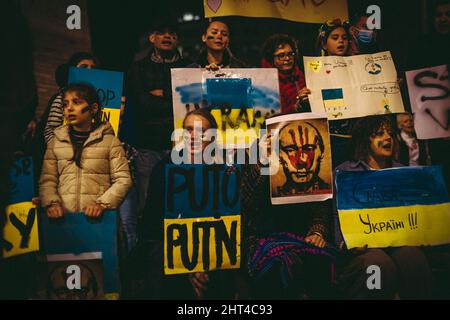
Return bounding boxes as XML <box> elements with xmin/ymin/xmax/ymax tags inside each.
<box><xmin>164</xmin><ymin>164</ymin><xmax>241</xmax><ymax>275</ymax></box>
<box><xmin>204</xmin><ymin>0</ymin><xmax>349</xmax><ymax>24</ymax></box>
<box><xmin>1</xmin><ymin>157</ymin><xmax>38</xmax><ymax>258</ymax></box>
<box><xmin>304</xmin><ymin>51</ymin><xmax>405</xmax><ymax>120</ymax></box>
<box><xmin>336</xmin><ymin>166</ymin><xmax>450</xmax><ymax>248</ymax></box>
<box><xmin>405</xmin><ymin>64</ymin><xmax>450</xmax><ymax>139</ymax></box>
<box><xmin>2</xmin><ymin>202</ymin><xmax>39</xmax><ymax>258</ymax></box>
<box><xmin>171</xmin><ymin>68</ymin><xmax>280</xmax><ymax>147</ymax></box>
<box><xmin>68</xmin><ymin>67</ymin><xmax>124</xmax><ymax>135</ymax></box>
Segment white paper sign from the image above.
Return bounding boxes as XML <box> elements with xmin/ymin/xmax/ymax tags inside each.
<box><xmin>406</xmin><ymin>64</ymin><xmax>450</xmax><ymax>139</ymax></box>
<box><xmin>304</xmin><ymin>51</ymin><xmax>405</xmax><ymax>120</ymax></box>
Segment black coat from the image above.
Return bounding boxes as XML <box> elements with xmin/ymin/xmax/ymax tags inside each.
<box><xmin>126</xmin><ymin>51</ymin><xmax>189</xmax><ymax>151</ymax></box>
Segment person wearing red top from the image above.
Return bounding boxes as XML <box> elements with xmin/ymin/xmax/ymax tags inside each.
<box><xmin>261</xmin><ymin>34</ymin><xmax>310</xmax><ymax>114</ymax></box>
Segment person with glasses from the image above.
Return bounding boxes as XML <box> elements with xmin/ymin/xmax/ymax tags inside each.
<box><xmin>261</xmin><ymin>34</ymin><xmax>310</xmax><ymax>114</ymax></box>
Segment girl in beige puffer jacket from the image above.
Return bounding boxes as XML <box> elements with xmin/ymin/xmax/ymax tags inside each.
<box><xmin>39</xmin><ymin>83</ymin><xmax>132</xmax><ymax>218</ymax></box>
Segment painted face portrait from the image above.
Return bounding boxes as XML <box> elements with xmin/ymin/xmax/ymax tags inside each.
<box><xmin>279</xmin><ymin>121</ymin><xmax>325</xmax><ymax>187</ymax></box>
<box><xmin>267</xmin><ymin>116</ymin><xmax>333</xmax><ymax>203</ymax></box>
<box><xmin>47</xmin><ymin>263</ymin><xmax>100</xmax><ymax>300</ymax></box>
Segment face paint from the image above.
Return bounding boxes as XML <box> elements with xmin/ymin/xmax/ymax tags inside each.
<box><xmin>81</xmin><ymin>106</ymin><xmax>91</xmax><ymax>114</ymax></box>
<box><xmin>279</xmin><ymin>122</ymin><xmax>324</xmax><ymax>185</ymax></box>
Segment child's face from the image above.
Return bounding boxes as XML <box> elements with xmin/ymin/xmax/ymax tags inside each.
<box><xmin>273</xmin><ymin>43</ymin><xmax>296</xmax><ymax>73</ymax></box>
<box><xmin>324</xmin><ymin>27</ymin><xmax>349</xmax><ymax>56</ymax></box>
<box><xmin>76</xmin><ymin>59</ymin><xmax>96</xmax><ymax>69</ymax></box>
<box><xmin>369</xmin><ymin>125</ymin><xmax>394</xmax><ymax>160</ymax></box>
<box><xmin>202</xmin><ymin>21</ymin><xmax>229</xmax><ymax>52</ymax></box>
<box><xmin>63</xmin><ymin>91</ymin><xmax>97</xmax><ymax>130</ymax></box>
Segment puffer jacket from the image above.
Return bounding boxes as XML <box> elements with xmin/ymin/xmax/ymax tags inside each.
<box><xmin>39</xmin><ymin>122</ymin><xmax>132</xmax><ymax>213</ymax></box>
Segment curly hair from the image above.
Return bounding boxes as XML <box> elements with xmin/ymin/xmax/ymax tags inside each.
<box><xmin>262</xmin><ymin>34</ymin><xmax>299</xmax><ymax>65</ymax></box>
<box><xmin>350</xmin><ymin>115</ymin><xmax>398</xmax><ymax>162</ymax></box>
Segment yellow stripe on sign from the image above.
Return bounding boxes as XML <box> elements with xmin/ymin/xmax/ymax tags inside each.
<box><xmin>63</xmin><ymin>108</ymin><xmax>121</xmax><ymax>136</ymax></box>
<box><xmin>164</xmin><ymin>215</ymin><xmax>241</xmax><ymax>275</ymax></box>
<box><xmin>204</xmin><ymin>0</ymin><xmax>349</xmax><ymax>24</ymax></box>
<box><xmin>211</xmin><ymin>109</ymin><xmax>258</xmax><ymax>146</ymax></box>
<box><xmin>338</xmin><ymin>203</ymin><xmax>450</xmax><ymax>249</ymax></box>
<box><xmin>101</xmin><ymin>108</ymin><xmax>121</xmax><ymax>136</ymax></box>
<box><xmin>323</xmin><ymin>99</ymin><xmax>345</xmax><ymax>109</ymax></box>
<box><xmin>3</xmin><ymin>202</ymin><xmax>39</xmax><ymax>258</ymax></box>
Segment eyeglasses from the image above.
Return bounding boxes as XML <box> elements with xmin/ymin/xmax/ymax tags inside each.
<box><xmin>273</xmin><ymin>51</ymin><xmax>296</xmax><ymax>60</ymax></box>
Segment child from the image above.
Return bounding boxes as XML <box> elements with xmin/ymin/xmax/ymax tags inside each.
<box><xmin>39</xmin><ymin>83</ymin><xmax>132</xmax><ymax>217</ymax></box>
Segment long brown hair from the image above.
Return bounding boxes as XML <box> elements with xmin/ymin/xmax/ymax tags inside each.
<box><xmin>63</xmin><ymin>83</ymin><xmax>103</xmax><ymax>167</ymax></box>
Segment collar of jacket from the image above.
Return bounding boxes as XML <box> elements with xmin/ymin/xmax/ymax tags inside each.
<box><xmin>54</xmin><ymin>122</ymin><xmax>115</xmax><ymax>145</ymax></box>
<box><xmin>148</xmin><ymin>48</ymin><xmax>181</xmax><ymax>64</ymax></box>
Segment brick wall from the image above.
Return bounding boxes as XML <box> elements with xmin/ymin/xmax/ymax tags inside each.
<box><xmin>20</xmin><ymin>0</ymin><xmax>91</xmax><ymax>118</ymax></box>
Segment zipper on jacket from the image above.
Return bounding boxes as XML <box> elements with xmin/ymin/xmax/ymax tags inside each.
<box><xmin>76</xmin><ymin>164</ymin><xmax>81</xmax><ymax>212</ymax></box>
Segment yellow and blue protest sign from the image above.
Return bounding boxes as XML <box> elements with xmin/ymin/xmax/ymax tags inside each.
<box><xmin>68</xmin><ymin>67</ymin><xmax>124</xmax><ymax>136</ymax></box>
<box><xmin>336</xmin><ymin>166</ymin><xmax>450</xmax><ymax>249</ymax></box>
<box><xmin>1</xmin><ymin>157</ymin><xmax>39</xmax><ymax>258</ymax></box>
<box><xmin>204</xmin><ymin>0</ymin><xmax>349</xmax><ymax>24</ymax></box>
<box><xmin>207</xmin><ymin>78</ymin><xmax>257</xmax><ymax>146</ymax></box>
<box><xmin>164</xmin><ymin>164</ymin><xmax>241</xmax><ymax>275</ymax></box>
<box><xmin>41</xmin><ymin>211</ymin><xmax>120</xmax><ymax>298</ymax></box>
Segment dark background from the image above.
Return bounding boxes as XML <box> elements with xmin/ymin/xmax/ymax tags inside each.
<box><xmin>87</xmin><ymin>0</ymin><xmax>427</xmax><ymax>72</ymax></box>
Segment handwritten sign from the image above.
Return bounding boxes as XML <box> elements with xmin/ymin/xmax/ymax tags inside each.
<box><xmin>204</xmin><ymin>0</ymin><xmax>349</xmax><ymax>24</ymax></box>
<box><xmin>38</xmin><ymin>252</ymin><xmax>105</xmax><ymax>300</ymax></box>
<box><xmin>336</xmin><ymin>166</ymin><xmax>450</xmax><ymax>248</ymax></box>
<box><xmin>405</xmin><ymin>64</ymin><xmax>450</xmax><ymax>139</ymax></box>
<box><xmin>2</xmin><ymin>202</ymin><xmax>39</xmax><ymax>258</ymax></box>
<box><xmin>1</xmin><ymin>157</ymin><xmax>38</xmax><ymax>258</ymax></box>
<box><xmin>164</xmin><ymin>164</ymin><xmax>241</xmax><ymax>275</ymax></box>
<box><xmin>171</xmin><ymin>68</ymin><xmax>280</xmax><ymax>147</ymax></box>
<box><xmin>304</xmin><ymin>51</ymin><xmax>405</xmax><ymax>120</ymax></box>
<box><xmin>68</xmin><ymin>67</ymin><xmax>124</xmax><ymax>136</ymax></box>
<box><xmin>41</xmin><ymin>211</ymin><xmax>119</xmax><ymax>298</ymax></box>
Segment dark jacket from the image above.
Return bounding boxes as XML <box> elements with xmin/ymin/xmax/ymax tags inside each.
<box><xmin>241</xmin><ymin>164</ymin><xmax>332</xmax><ymax>242</ymax></box>
<box><xmin>189</xmin><ymin>50</ymin><xmax>247</xmax><ymax>68</ymax></box>
<box><xmin>126</xmin><ymin>50</ymin><xmax>189</xmax><ymax>151</ymax></box>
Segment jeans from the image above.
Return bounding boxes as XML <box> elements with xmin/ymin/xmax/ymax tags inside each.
<box><xmin>135</xmin><ymin>149</ymin><xmax>170</xmax><ymax>215</ymax></box>
<box><xmin>118</xmin><ymin>186</ymin><xmax>138</xmax><ymax>252</ymax></box>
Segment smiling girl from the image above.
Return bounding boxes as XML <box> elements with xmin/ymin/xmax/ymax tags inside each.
<box><xmin>39</xmin><ymin>83</ymin><xmax>132</xmax><ymax>217</ymax></box>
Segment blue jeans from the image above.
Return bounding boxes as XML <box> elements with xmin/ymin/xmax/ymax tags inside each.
<box><xmin>135</xmin><ymin>149</ymin><xmax>170</xmax><ymax>215</ymax></box>
<box><xmin>119</xmin><ymin>186</ymin><xmax>138</xmax><ymax>252</ymax></box>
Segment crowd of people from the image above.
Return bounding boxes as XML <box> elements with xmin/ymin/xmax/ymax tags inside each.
<box><xmin>1</xmin><ymin>0</ymin><xmax>450</xmax><ymax>300</ymax></box>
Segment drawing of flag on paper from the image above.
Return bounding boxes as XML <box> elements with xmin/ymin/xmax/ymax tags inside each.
<box><xmin>322</xmin><ymin>88</ymin><xmax>346</xmax><ymax>119</ymax></box>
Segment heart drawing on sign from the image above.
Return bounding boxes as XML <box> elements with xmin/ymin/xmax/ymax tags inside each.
<box><xmin>207</xmin><ymin>0</ymin><xmax>222</xmax><ymax>13</ymax></box>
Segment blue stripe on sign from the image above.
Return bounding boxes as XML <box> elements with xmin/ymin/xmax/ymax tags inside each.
<box><xmin>322</xmin><ymin>88</ymin><xmax>344</xmax><ymax>100</ymax></box>
<box><xmin>335</xmin><ymin>166</ymin><xmax>450</xmax><ymax>210</ymax></box>
<box><xmin>165</xmin><ymin>164</ymin><xmax>241</xmax><ymax>218</ymax></box>
<box><xmin>206</xmin><ymin>78</ymin><xmax>252</xmax><ymax>109</ymax></box>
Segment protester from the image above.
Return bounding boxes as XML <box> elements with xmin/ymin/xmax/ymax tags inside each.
<box><xmin>333</xmin><ymin>115</ymin><xmax>433</xmax><ymax>299</ymax></box>
<box><xmin>126</xmin><ymin>22</ymin><xmax>189</xmax><ymax>218</ymax></box>
<box><xmin>43</xmin><ymin>52</ymin><xmax>99</xmax><ymax>145</ymax></box>
<box><xmin>39</xmin><ymin>83</ymin><xmax>132</xmax><ymax>216</ymax></box>
<box><xmin>261</xmin><ymin>34</ymin><xmax>310</xmax><ymax>114</ymax></box>
<box><xmin>126</xmin><ymin>108</ymin><xmax>237</xmax><ymax>299</ymax></box>
<box><xmin>396</xmin><ymin>113</ymin><xmax>429</xmax><ymax>166</ymax></box>
<box><xmin>190</xmin><ymin>20</ymin><xmax>246</xmax><ymax>69</ymax></box>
